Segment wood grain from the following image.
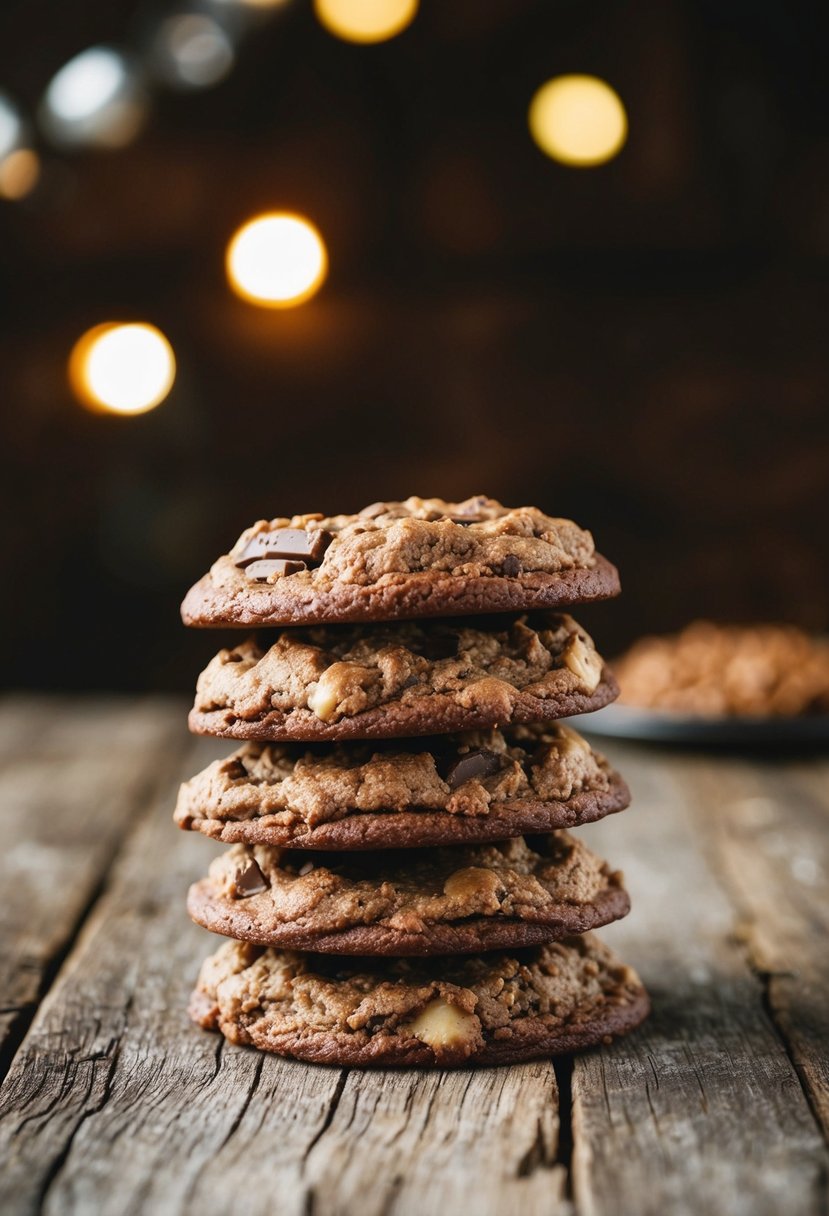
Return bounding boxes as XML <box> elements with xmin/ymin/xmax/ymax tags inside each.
<box><xmin>0</xmin><ymin>721</ymin><xmax>567</xmax><ymax>1216</ymax></box>
<box><xmin>573</xmin><ymin>744</ymin><xmax>829</xmax><ymax>1216</ymax></box>
<box><xmin>690</xmin><ymin>756</ymin><xmax>829</xmax><ymax>1139</ymax></box>
<box><xmin>0</xmin><ymin>697</ymin><xmax>183</xmax><ymax>1069</ymax></box>
<box><xmin>0</xmin><ymin>700</ymin><xmax>827</xmax><ymax>1216</ymax></box>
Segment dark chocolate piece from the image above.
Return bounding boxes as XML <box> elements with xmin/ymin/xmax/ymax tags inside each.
<box><xmin>443</xmin><ymin>748</ymin><xmax>502</xmax><ymax>790</ymax></box>
<box><xmin>235</xmin><ymin>528</ymin><xmax>332</xmax><ymax>568</ymax></box>
<box><xmin>233</xmin><ymin>859</ymin><xmax>268</xmax><ymax>897</ymax></box>
<box><xmin>501</xmin><ymin>555</ymin><xmax>521</xmax><ymax>577</ymax></box>
<box><xmin>245</xmin><ymin>559</ymin><xmax>306</xmax><ymax>582</ymax></box>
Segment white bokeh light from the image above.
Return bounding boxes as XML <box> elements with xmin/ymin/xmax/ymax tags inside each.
<box><xmin>0</xmin><ymin>92</ymin><xmax>22</xmax><ymax>161</ymax></box>
<box><xmin>41</xmin><ymin>47</ymin><xmax>148</xmax><ymax>149</ymax></box>
<box><xmin>153</xmin><ymin>15</ymin><xmax>235</xmax><ymax>90</ymax></box>
<box><xmin>226</xmin><ymin>213</ymin><xmax>328</xmax><ymax>307</ymax></box>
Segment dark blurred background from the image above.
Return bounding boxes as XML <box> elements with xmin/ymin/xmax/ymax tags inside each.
<box><xmin>1</xmin><ymin>0</ymin><xmax>828</xmax><ymax>692</ymax></box>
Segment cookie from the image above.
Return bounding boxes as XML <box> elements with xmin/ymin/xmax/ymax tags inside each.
<box><xmin>181</xmin><ymin>496</ymin><xmax>620</xmax><ymax>629</ymax></box>
<box><xmin>616</xmin><ymin>620</ymin><xmax>829</xmax><ymax>718</ymax></box>
<box><xmin>188</xmin><ymin>612</ymin><xmax>618</xmax><ymax>742</ymax></box>
<box><xmin>189</xmin><ymin>933</ymin><xmax>649</xmax><ymax>1066</ymax></box>
<box><xmin>175</xmin><ymin>723</ymin><xmax>629</xmax><ymax>850</ymax></box>
<box><xmin>187</xmin><ymin>832</ymin><xmax>630</xmax><ymax>955</ymax></box>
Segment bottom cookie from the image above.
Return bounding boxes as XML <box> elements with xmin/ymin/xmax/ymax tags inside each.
<box><xmin>190</xmin><ymin>934</ymin><xmax>649</xmax><ymax>1067</ymax></box>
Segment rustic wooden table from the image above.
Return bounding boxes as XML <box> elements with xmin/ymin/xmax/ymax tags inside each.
<box><xmin>0</xmin><ymin>696</ymin><xmax>827</xmax><ymax>1215</ymax></box>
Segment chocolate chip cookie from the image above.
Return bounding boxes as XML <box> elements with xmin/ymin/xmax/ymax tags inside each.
<box><xmin>189</xmin><ymin>933</ymin><xmax>649</xmax><ymax>1066</ymax></box>
<box><xmin>187</xmin><ymin>832</ymin><xmax>630</xmax><ymax>954</ymax></box>
<box><xmin>175</xmin><ymin>724</ymin><xmax>629</xmax><ymax>849</ymax></box>
<box><xmin>189</xmin><ymin>612</ymin><xmax>618</xmax><ymax>742</ymax></box>
<box><xmin>181</xmin><ymin>496</ymin><xmax>620</xmax><ymax>629</ymax></box>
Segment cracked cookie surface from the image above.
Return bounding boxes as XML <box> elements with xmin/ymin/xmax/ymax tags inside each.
<box><xmin>175</xmin><ymin>723</ymin><xmax>629</xmax><ymax>849</ymax></box>
<box><xmin>181</xmin><ymin>496</ymin><xmax>619</xmax><ymax>629</ymax></box>
<box><xmin>187</xmin><ymin>832</ymin><xmax>630</xmax><ymax>954</ymax></box>
<box><xmin>189</xmin><ymin>612</ymin><xmax>618</xmax><ymax>742</ymax></box>
<box><xmin>189</xmin><ymin>933</ymin><xmax>650</xmax><ymax>1066</ymax></box>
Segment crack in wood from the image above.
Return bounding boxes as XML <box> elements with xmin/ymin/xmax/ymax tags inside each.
<box><xmin>217</xmin><ymin>1053</ymin><xmax>265</xmax><ymax>1152</ymax></box>
<box><xmin>754</xmin><ymin>960</ymin><xmax>829</xmax><ymax>1151</ymax></box>
<box><xmin>301</xmin><ymin>1069</ymin><xmax>348</xmax><ymax>1170</ymax></box>
<box><xmin>34</xmin><ymin>1043</ymin><xmax>121</xmax><ymax>1214</ymax></box>
<box><xmin>0</xmin><ymin>866</ymin><xmax>114</xmax><ymax>1088</ymax></box>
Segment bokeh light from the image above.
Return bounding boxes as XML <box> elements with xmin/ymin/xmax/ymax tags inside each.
<box><xmin>0</xmin><ymin>149</ymin><xmax>40</xmax><ymax>200</ymax></box>
<box><xmin>0</xmin><ymin>92</ymin><xmax>39</xmax><ymax>201</ymax></box>
<box><xmin>40</xmin><ymin>47</ymin><xmax>148</xmax><ymax>149</ymax></box>
<box><xmin>153</xmin><ymin>15</ymin><xmax>235</xmax><ymax>90</ymax></box>
<box><xmin>226</xmin><ymin>212</ymin><xmax>328</xmax><ymax>308</ymax></box>
<box><xmin>314</xmin><ymin>0</ymin><xmax>418</xmax><ymax>44</ymax></box>
<box><xmin>0</xmin><ymin>92</ymin><xmax>22</xmax><ymax>161</ymax></box>
<box><xmin>528</xmin><ymin>75</ymin><xmax>627</xmax><ymax>167</ymax></box>
<box><xmin>69</xmin><ymin>323</ymin><xmax>176</xmax><ymax>415</ymax></box>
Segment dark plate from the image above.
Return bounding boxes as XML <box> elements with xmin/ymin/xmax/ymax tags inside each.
<box><xmin>571</xmin><ymin>702</ymin><xmax>829</xmax><ymax>747</ymax></box>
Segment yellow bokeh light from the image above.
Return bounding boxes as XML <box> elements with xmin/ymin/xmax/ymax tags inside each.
<box><xmin>226</xmin><ymin>212</ymin><xmax>328</xmax><ymax>308</ymax></box>
<box><xmin>69</xmin><ymin>323</ymin><xmax>176</xmax><ymax>415</ymax></box>
<box><xmin>314</xmin><ymin>0</ymin><xmax>418</xmax><ymax>44</ymax></box>
<box><xmin>0</xmin><ymin>148</ymin><xmax>40</xmax><ymax>199</ymax></box>
<box><xmin>528</xmin><ymin>75</ymin><xmax>627</xmax><ymax>167</ymax></box>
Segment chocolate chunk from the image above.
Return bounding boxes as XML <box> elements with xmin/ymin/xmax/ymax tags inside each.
<box><xmin>443</xmin><ymin>748</ymin><xmax>502</xmax><ymax>790</ymax></box>
<box><xmin>224</xmin><ymin>758</ymin><xmax>249</xmax><ymax>781</ymax></box>
<box><xmin>359</xmin><ymin>502</ymin><xmax>388</xmax><ymax>519</ymax></box>
<box><xmin>235</xmin><ymin>528</ymin><xmax>332</xmax><ymax>568</ymax></box>
<box><xmin>233</xmin><ymin>859</ymin><xmax>268</xmax><ymax>897</ymax></box>
<box><xmin>448</xmin><ymin>515</ymin><xmax>483</xmax><ymax>525</ymax></box>
<box><xmin>501</xmin><ymin>554</ymin><xmax>521</xmax><ymax>577</ymax></box>
<box><xmin>245</xmin><ymin>559</ymin><xmax>306</xmax><ymax>582</ymax></box>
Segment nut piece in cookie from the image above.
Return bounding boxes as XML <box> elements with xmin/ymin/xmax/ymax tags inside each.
<box><xmin>402</xmin><ymin>998</ymin><xmax>482</xmax><ymax>1054</ymax></box>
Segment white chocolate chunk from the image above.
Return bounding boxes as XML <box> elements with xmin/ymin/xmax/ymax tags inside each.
<box><xmin>307</xmin><ymin>673</ymin><xmax>340</xmax><ymax>721</ymax></box>
<box><xmin>403</xmin><ymin>998</ymin><xmax>480</xmax><ymax>1050</ymax></box>
<box><xmin>563</xmin><ymin>635</ymin><xmax>602</xmax><ymax>693</ymax></box>
<box><xmin>554</xmin><ymin>722</ymin><xmax>593</xmax><ymax>757</ymax></box>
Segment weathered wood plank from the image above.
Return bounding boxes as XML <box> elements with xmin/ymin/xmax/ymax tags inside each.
<box><xmin>1</xmin><ymin>702</ymin><xmax>828</xmax><ymax>1216</ymax></box>
<box><xmin>0</xmin><ymin>696</ymin><xmax>185</xmax><ymax>1068</ymax></box>
<box><xmin>572</xmin><ymin>745</ymin><xmax>829</xmax><ymax>1216</ymax></box>
<box><xmin>293</xmin><ymin>1060</ymin><xmax>565</xmax><ymax>1216</ymax></box>
<box><xmin>688</xmin><ymin>756</ymin><xmax>829</xmax><ymax>1140</ymax></box>
<box><xmin>0</xmin><ymin>730</ymin><xmax>336</xmax><ymax>1216</ymax></box>
<box><xmin>0</xmin><ymin>723</ymin><xmax>570</xmax><ymax>1216</ymax></box>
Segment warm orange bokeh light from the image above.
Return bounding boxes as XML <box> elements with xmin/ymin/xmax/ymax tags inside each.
<box><xmin>529</xmin><ymin>75</ymin><xmax>628</xmax><ymax>167</ymax></box>
<box><xmin>0</xmin><ymin>149</ymin><xmax>40</xmax><ymax>200</ymax></box>
<box><xmin>69</xmin><ymin>322</ymin><xmax>176</xmax><ymax>415</ymax></box>
<box><xmin>314</xmin><ymin>0</ymin><xmax>418</xmax><ymax>44</ymax></box>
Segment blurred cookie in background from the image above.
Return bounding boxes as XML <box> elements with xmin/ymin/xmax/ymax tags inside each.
<box><xmin>615</xmin><ymin>621</ymin><xmax>829</xmax><ymax>718</ymax></box>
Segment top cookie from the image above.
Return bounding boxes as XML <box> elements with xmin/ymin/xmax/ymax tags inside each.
<box><xmin>181</xmin><ymin>496</ymin><xmax>619</xmax><ymax>629</ymax></box>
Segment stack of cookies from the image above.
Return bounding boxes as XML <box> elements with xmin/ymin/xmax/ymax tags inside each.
<box><xmin>176</xmin><ymin>496</ymin><xmax>649</xmax><ymax>1067</ymax></box>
